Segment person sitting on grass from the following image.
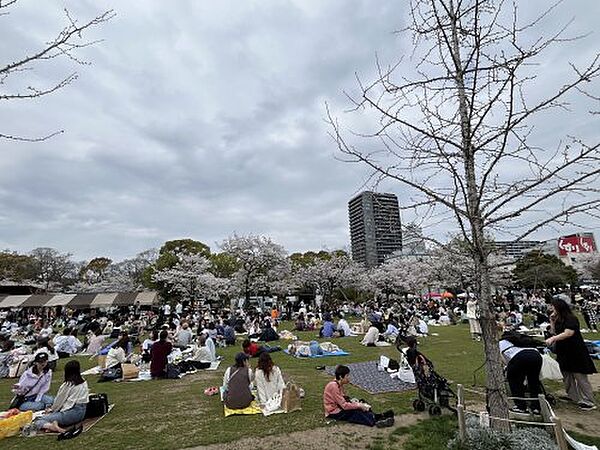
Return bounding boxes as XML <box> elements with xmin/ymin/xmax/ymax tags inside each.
<box><xmin>141</xmin><ymin>330</ymin><xmax>158</xmax><ymax>363</ymax></box>
<box><xmin>14</xmin><ymin>352</ymin><xmax>53</xmax><ymax>412</ymax></box>
<box><xmin>105</xmin><ymin>334</ymin><xmax>130</xmax><ymax>370</ymax></box>
<box><xmin>258</xmin><ymin>320</ymin><xmax>279</xmax><ymax>342</ymax></box>
<box><xmin>254</xmin><ymin>352</ymin><xmax>285</xmax><ymax>407</ymax></box>
<box><xmin>361</xmin><ymin>322</ymin><xmax>380</xmax><ymax>347</ymax></box>
<box><xmin>192</xmin><ymin>334</ymin><xmax>212</xmax><ymax>362</ymax></box>
<box><xmin>323</xmin><ymin>365</ymin><xmax>394</xmax><ymax>427</ymax></box>
<box><xmin>223</xmin><ymin>321</ymin><xmax>236</xmax><ymax>346</ymax></box>
<box><xmin>294</xmin><ymin>313</ymin><xmax>307</xmax><ymax>331</ymax></box>
<box><xmin>24</xmin><ymin>360</ymin><xmax>89</xmax><ymax>440</ymax></box>
<box><xmin>337</xmin><ymin>313</ymin><xmax>355</xmax><ymax>337</ymax></box>
<box><xmin>319</xmin><ymin>314</ymin><xmax>337</xmax><ymax>338</ymax></box>
<box><xmin>223</xmin><ymin>352</ymin><xmax>254</xmax><ymax>409</ymax></box>
<box><xmin>150</xmin><ymin>330</ymin><xmax>172</xmax><ymax>379</ymax></box>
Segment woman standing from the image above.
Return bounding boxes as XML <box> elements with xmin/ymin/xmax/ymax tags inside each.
<box><xmin>466</xmin><ymin>297</ymin><xmax>481</xmax><ymax>341</ymax></box>
<box><xmin>254</xmin><ymin>352</ymin><xmax>285</xmax><ymax>406</ymax></box>
<box><xmin>546</xmin><ymin>298</ymin><xmax>597</xmax><ymax>411</ymax></box>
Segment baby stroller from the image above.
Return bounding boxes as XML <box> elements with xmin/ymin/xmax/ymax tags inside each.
<box><xmin>397</xmin><ymin>335</ymin><xmax>456</xmax><ymax>416</ymax></box>
<box><xmin>410</xmin><ymin>352</ymin><xmax>457</xmax><ymax>415</ymax></box>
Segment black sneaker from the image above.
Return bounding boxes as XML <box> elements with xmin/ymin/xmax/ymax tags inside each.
<box><xmin>578</xmin><ymin>403</ymin><xmax>597</xmax><ymax>411</ymax></box>
<box><xmin>382</xmin><ymin>409</ymin><xmax>395</xmax><ymax>419</ymax></box>
<box><xmin>70</xmin><ymin>425</ymin><xmax>84</xmax><ymax>438</ymax></box>
<box><xmin>375</xmin><ymin>417</ymin><xmax>394</xmax><ymax>428</ymax></box>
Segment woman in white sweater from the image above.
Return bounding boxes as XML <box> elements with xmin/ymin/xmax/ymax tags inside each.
<box><xmin>28</xmin><ymin>360</ymin><xmax>89</xmax><ymax>439</ymax></box>
<box><xmin>254</xmin><ymin>352</ymin><xmax>285</xmax><ymax>406</ymax></box>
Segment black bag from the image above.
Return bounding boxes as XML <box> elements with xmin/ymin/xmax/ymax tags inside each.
<box><xmin>85</xmin><ymin>393</ymin><xmax>109</xmax><ymax>419</ymax></box>
<box><xmin>98</xmin><ymin>365</ymin><xmax>122</xmax><ymax>382</ymax></box>
<box><xmin>388</xmin><ymin>358</ymin><xmax>400</xmax><ymax>371</ymax></box>
<box><xmin>166</xmin><ymin>363</ymin><xmax>181</xmax><ymax>379</ymax></box>
<box><xmin>8</xmin><ymin>394</ymin><xmax>26</xmax><ymax>410</ymax></box>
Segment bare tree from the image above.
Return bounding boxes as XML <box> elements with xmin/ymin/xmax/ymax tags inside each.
<box><xmin>0</xmin><ymin>1</ymin><xmax>114</xmax><ymax>141</ymax></box>
<box><xmin>328</xmin><ymin>0</ymin><xmax>600</xmax><ymax>427</ymax></box>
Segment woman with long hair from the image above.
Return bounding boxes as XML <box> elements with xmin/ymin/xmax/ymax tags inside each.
<box><xmin>546</xmin><ymin>298</ymin><xmax>597</xmax><ymax>411</ymax></box>
<box><xmin>26</xmin><ymin>360</ymin><xmax>89</xmax><ymax>439</ymax></box>
<box><xmin>254</xmin><ymin>352</ymin><xmax>285</xmax><ymax>406</ymax></box>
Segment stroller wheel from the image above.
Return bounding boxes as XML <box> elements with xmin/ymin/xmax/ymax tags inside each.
<box><xmin>413</xmin><ymin>399</ymin><xmax>426</xmax><ymax>412</ymax></box>
<box><xmin>428</xmin><ymin>405</ymin><xmax>442</xmax><ymax>416</ymax></box>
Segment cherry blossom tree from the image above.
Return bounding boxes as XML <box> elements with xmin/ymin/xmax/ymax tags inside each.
<box><xmin>295</xmin><ymin>254</ymin><xmax>365</xmax><ymax>308</ymax></box>
<box><xmin>220</xmin><ymin>234</ymin><xmax>288</xmax><ymax>305</ymax></box>
<box><xmin>152</xmin><ymin>252</ymin><xmax>223</xmax><ymax>303</ymax></box>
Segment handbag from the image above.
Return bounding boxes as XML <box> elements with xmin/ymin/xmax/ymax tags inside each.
<box><xmin>281</xmin><ymin>381</ymin><xmax>302</xmax><ymax>413</ymax></box>
<box><xmin>85</xmin><ymin>393</ymin><xmax>109</xmax><ymax>419</ymax></box>
<box><xmin>8</xmin><ymin>394</ymin><xmax>26</xmax><ymax>410</ymax></box>
<box><xmin>121</xmin><ymin>363</ymin><xmax>140</xmax><ymax>380</ymax></box>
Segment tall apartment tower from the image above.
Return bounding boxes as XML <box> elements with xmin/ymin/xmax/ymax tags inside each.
<box><xmin>348</xmin><ymin>191</ymin><xmax>402</xmax><ymax>267</ymax></box>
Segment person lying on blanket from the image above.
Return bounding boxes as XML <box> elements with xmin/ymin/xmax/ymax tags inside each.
<box><xmin>323</xmin><ymin>365</ymin><xmax>394</xmax><ymax>428</ymax></box>
<box><xmin>242</xmin><ymin>339</ymin><xmax>280</xmax><ymax>358</ymax></box>
<box><xmin>23</xmin><ymin>360</ymin><xmax>89</xmax><ymax>440</ymax></box>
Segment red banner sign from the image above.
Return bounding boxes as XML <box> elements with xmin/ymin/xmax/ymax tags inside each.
<box><xmin>557</xmin><ymin>235</ymin><xmax>596</xmax><ymax>255</ymax></box>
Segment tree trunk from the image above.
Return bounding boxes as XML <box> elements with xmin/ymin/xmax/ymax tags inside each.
<box><xmin>448</xmin><ymin>0</ymin><xmax>510</xmax><ymax>429</ymax></box>
<box><xmin>474</xmin><ymin>248</ymin><xmax>510</xmax><ymax>429</ymax></box>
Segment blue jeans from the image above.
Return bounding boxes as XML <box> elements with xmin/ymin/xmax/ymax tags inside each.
<box><xmin>328</xmin><ymin>409</ymin><xmax>376</xmax><ymax>426</ymax></box>
<box><xmin>19</xmin><ymin>394</ymin><xmax>54</xmax><ymax>412</ymax></box>
<box><xmin>33</xmin><ymin>403</ymin><xmax>86</xmax><ymax>430</ymax></box>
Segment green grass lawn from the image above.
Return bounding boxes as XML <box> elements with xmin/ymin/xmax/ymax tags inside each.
<box><xmin>1</xmin><ymin>323</ymin><xmax>598</xmax><ymax>449</ymax></box>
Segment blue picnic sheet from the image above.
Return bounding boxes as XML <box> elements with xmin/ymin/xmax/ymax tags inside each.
<box><xmin>284</xmin><ymin>349</ymin><xmax>349</xmax><ymax>358</ymax></box>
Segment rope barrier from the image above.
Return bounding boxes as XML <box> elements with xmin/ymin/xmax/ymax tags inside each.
<box><xmin>463</xmin><ymin>410</ymin><xmax>554</xmax><ymax>426</ymax></box>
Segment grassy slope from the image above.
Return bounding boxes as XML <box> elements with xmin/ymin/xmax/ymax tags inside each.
<box><xmin>0</xmin><ymin>323</ymin><xmax>598</xmax><ymax>450</ymax></box>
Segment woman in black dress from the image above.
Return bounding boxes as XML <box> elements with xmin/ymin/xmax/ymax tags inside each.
<box><xmin>545</xmin><ymin>298</ymin><xmax>597</xmax><ymax>411</ymax></box>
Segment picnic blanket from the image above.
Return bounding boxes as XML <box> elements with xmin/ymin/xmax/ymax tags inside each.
<box><xmin>325</xmin><ymin>361</ymin><xmax>417</xmax><ymax>394</ymax></box>
<box><xmin>223</xmin><ymin>401</ymin><xmax>262</xmax><ymax>417</ymax></box>
<box><xmin>82</xmin><ymin>360</ymin><xmax>221</xmax><ymax>379</ymax></box>
<box><xmin>284</xmin><ymin>349</ymin><xmax>349</xmax><ymax>358</ymax></box>
<box><xmin>29</xmin><ymin>404</ymin><xmax>115</xmax><ymax>437</ymax></box>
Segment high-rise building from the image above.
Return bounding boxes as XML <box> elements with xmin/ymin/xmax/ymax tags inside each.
<box><xmin>493</xmin><ymin>240</ymin><xmax>542</xmax><ymax>261</ymax></box>
<box><xmin>348</xmin><ymin>191</ymin><xmax>402</xmax><ymax>267</ymax></box>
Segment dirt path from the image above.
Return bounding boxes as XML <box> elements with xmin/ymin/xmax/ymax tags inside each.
<box><xmin>185</xmin><ymin>413</ymin><xmax>422</xmax><ymax>450</ymax></box>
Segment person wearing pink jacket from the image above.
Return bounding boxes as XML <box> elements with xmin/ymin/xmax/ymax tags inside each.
<box><xmin>323</xmin><ymin>365</ymin><xmax>394</xmax><ymax>427</ymax></box>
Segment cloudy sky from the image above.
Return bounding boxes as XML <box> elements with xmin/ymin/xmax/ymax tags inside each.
<box><xmin>1</xmin><ymin>0</ymin><xmax>598</xmax><ymax>262</ymax></box>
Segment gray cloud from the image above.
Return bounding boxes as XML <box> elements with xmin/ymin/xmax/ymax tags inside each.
<box><xmin>1</xmin><ymin>0</ymin><xmax>598</xmax><ymax>261</ymax></box>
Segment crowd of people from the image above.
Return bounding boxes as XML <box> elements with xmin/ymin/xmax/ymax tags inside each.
<box><xmin>0</xmin><ymin>287</ymin><xmax>598</xmax><ymax>438</ymax></box>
